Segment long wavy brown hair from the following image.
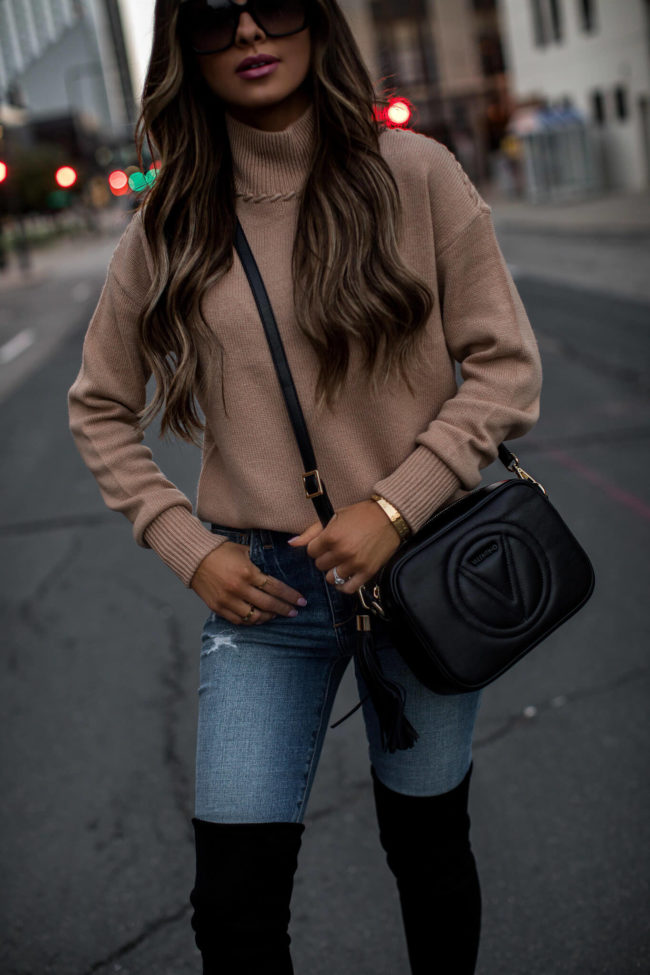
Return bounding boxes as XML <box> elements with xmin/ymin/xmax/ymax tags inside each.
<box><xmin>135</xmin><ymin>0</ymin><xmax>435</xmax><ymax>443</ymax></box>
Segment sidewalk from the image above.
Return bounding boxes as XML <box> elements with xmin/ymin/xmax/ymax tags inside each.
<box><xmin>0</xmin><ymin>212</ymin><xmax>129</xmax><ymax>404</ymax></box>
<box><xmin>485</xmin><ymin>187</ymin><xmax>650</xmax><ymax>237</ymax></box>
<box><xmin>0</xmin><ymin>207</ymin><xmax>129</xmax><ymax>292</ymax></box>
<box><xmin>1</xmin><ymin>191</ymin><xmax>648</xmax><ymax>304</ymax></box>
<box><xmin>483</xmin><ymin>188</ymin><xmax>650</xmax><ymax>304</ymax></box>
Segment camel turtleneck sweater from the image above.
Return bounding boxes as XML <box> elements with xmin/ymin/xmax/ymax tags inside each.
<box><xmin>68</xmin><ymin>103</ymin><xmax>542</xmax><ymax>587</ymax></box>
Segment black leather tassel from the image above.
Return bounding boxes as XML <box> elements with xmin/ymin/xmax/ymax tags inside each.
<box><xmin>356</xmin><ymin>612</ymin><xmax>419</xmax><ymax>753</ymax></box>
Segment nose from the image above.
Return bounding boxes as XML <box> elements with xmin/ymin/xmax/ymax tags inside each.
<box><xmin>234</xmin><ymin>11</ymin><xmax>266</xmax><ymax>46</ymax></box>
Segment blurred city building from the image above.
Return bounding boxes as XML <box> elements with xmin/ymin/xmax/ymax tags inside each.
<box><xmin>497</xmin><ymin>0</ymin><xmax>650</xmax><ymax>193</ymax></box>
<box><xmin>0</xmin><ymin>0</ymin><xmax>135</xmax><ymax>135</ymax></box>
<box><xmin>342</xmin><ymin>0</ymin><xmax>511</xmax><ymax>184</ymax></box>
<box><xmin>0</xmin><ymin>0</ymin><xmax>138</xmax><ymax>221</ymax></box>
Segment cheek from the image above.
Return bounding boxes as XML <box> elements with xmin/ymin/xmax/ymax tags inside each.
<box><xmin>197</xmin><ymin>57</ymin><xmax>234</xmax><ymax>99</ymax></box>
<box><xmin>294</xmin><ymin>34</ymin><xmax>312</xmax><ymax>80</ymax></box>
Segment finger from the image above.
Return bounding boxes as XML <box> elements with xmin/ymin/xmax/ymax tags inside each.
<box><xmin>325</xmin><ymin>565</ymin><xmax>354</xmax><ymax>589</ymax></box>
<box><xmin>230</xmin><ymin>597</ymin><xmax>276</xmax><ymax>626</ymax></box>
<box><xmin>243</xmin><ymin>584</ymin><xmax>299</xmax><ymax>618</ymax></box>
<box><xmin>251</xmin><ymin>609</ymin><xmax>276</xmax><ymax>626</ymax></box>
<box><xmin>227</xmin><ymin>583</ymin><xmax>268</xmax><ymax>623</ymax></box>
<box><xmin>214</xmin><ymin>606</ymin><xmax>275</xmax><ymax>626</ymax></box>
<box><xmin>287</xmin><ymin>521</ymin><xmax>322</xmax><ymax>547</ymax></box>
<box><xmin>252</xmin><ymin>573</ymin><xmax>307</xmax><ymax>608</ymax></box>
<box><xmin>327</xmin><ymin>569</ymin><xmax>371</xmax><ymax>595</ymax></box>
<box><xmin>306</xmin><ymin>522</ymin><xmax>342</xmax><ymax>560</ymax></box>
<box><xmin>314</xmin><ymin>551</ymin><xmax>344</xmax><ymax>574</ymax></box>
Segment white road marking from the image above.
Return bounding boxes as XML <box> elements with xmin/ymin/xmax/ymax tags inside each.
<box><xmin>0</xmin><ymin>329</ymin><xmax>35</xmax><ymax>365</ymax></box>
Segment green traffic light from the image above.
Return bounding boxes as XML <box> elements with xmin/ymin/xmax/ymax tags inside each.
<box><xmin>126</xmin><ymin>168</ymin><xmax>159</xmax><ymax>193</ymax></box>
<box><xmin>128</xmin><ymin>172</ymin><xmax>148</xmax><ymax>192</ymax></box>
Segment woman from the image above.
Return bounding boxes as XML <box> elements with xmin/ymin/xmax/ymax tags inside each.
<box><xmin>68</xmin><ymin>0</ymin><xmax>542</xmax><ymax>971</ymax></box>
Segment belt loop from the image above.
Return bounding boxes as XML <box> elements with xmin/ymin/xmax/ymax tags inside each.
<box><xmin>259</xmin><ymin>529</ymin><xmax>274</xmax><ymax>550</ymax></box>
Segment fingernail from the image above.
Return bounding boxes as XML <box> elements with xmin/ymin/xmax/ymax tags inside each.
<box><xmin>289</xmin><ymin>609</ymin><xmax>299</xmax><ymax>617</ymax></box>
<box><xmin>297</xmin><ymin>597</ymin><xmax>308</xmax><ymax>607</ymax></box>
<box><xmin>288</xmin><ymin>536</ymin><xmax>300</xmax><ymax>543</ymax></box>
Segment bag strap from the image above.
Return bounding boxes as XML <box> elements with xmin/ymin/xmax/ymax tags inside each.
<box><xmin>234</xmin><ymin>219</ymin><xmax>335</xmax><ymax>528</ymax></box>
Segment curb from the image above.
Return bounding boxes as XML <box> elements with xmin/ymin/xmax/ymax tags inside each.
<box><xmin>491</xmin><ymin>218</ymin><xmax>650</xmax><ymax>240</ymax></box>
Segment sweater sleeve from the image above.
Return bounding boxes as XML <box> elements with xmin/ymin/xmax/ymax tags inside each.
<box><xmin>373</xmin><ymin>154</ymin><xmax>542</xmax><ymax>532</ymax></box>
<box><xmin>67</xmin><ymin>213</ymin><xmax>227</xmax><ymax>586</ymax></box>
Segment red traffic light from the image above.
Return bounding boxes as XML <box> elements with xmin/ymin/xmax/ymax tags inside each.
<box><xmin>108</xmin><ymin>169</ymin><xmax>129</xmax><ymax>196</ymax></box>
<box><xmin>385</xmin><ymin>99</ymin><xmax>413</xmax><ymax>128</ymax></box>
<box><xmin>0</xmin><ymin>161</ymin><xmax>7</xmax><ymax>184</ymax></box>
<box><xmin>55</xmin><ymin>166</ymin><xmax>78</xmax><ymax>188</ymax></box>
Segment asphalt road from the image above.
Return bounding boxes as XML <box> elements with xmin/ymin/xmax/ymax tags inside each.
<box><xmin>1</xmin><ymin>240</ymin><xmax>649</xmax><ymax>974</ymax></box>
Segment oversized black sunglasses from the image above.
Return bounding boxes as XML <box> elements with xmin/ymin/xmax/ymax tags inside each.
<box><xmin>179</xmin><ymin>0</ymin><xmax>310</xmax><ymax>54</ymax></box>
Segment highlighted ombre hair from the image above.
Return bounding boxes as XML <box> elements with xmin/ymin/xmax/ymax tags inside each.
<box><xmin>135</xmin><ymin>0</ymin><xmax>434</xmax><ymax>442</ymax></box>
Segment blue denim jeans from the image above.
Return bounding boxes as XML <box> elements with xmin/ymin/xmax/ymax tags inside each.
<box><xmin>195</xmin><ymin>525</ymin><xmax>482</xmax><ymax>824</ymax></box>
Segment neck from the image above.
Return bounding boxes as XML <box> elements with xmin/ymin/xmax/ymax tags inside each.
<box><xmin>224</xmin><ymin>88</ymin><xmax>312</xmax><ymax>133</ymax></box>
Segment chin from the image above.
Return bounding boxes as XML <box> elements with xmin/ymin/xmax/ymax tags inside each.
<box><xmin>234</xmin><ymin>84</ymin><xmax>305</xmax><ymax>109</ymax></box>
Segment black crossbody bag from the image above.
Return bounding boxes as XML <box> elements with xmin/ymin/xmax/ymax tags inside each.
<box><xmin>234</xmin><ymin>219</ymin><xmax>595</xmax><ymax>753</ymax></box>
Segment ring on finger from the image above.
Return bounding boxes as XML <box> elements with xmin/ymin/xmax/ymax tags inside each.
<box><xmin>333</xmin><ymin>567</ymin><xmax>351</xmax><ymax>586</ymax></box>
<box><xmin>241</xmin><ymin>604</ymin><xmax>256</xmax><ymax>622</ymax></box>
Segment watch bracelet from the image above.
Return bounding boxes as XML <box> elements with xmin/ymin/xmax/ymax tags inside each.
<box><xmin>370</xmin><ymin>493</ymin><xmax>411</xmax><ymax>541</ymax></box>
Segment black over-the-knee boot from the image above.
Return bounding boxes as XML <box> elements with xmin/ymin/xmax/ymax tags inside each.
<box><xmin>190</xmin><ymin>818</ymin><xmax>305</xmax><ymax>975</ymax></box>
<box><xmin>371</xmin><ymin>763</ymin><xmax>481</xmax><ymax>975</ymax></box>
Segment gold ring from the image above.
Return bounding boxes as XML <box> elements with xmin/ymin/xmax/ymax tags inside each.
<box><xmin>258</xmin><ymin>576</ymin><xmax>271</xmax><ymax>590</ymax></box>
<box><xmin>241</xmin><ymin>605</ymin><xmax>256</xmax><ymax>622</ymax></box>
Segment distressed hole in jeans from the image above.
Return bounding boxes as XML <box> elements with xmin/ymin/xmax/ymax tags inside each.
<box><xmin>201</xmin><ymin>630</ymin><xmax>238</xmax><ymax>657</ymax></box>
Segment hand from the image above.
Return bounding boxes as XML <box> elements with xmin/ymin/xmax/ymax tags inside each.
<box><xmin>288</xmin><ymin>500</ymin><xmax>402</xmax><ymax>594</ymax></box>
<box><xmin>190</xmin><ymin>542</ymin><xmax>307</xmax><ymax>625</ymax></box>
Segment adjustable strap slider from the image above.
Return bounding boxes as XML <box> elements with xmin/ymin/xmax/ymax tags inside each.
<box><xmin>303</xmin><ymin>468</ymin><xmax>324</xmax><ymax>499</ymax></box>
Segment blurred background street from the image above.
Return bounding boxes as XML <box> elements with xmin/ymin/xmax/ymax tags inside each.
<box><xmin>1</xmin><ymin>1</ymin><xmax>649</xmax><ymax>973</ymax></box>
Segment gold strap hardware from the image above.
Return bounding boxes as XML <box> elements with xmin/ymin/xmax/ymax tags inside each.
<box><xmin>506</xmin><ymin>452</ymin><xmax>547</xmax><ymax>495</ymax></box>
<box><xmin>358</xmin><ymin>583</ymin><xmax>387</xmax><ymax>619</ymax></box>
<box><xmin>302</xmin><ymin>468</ymin><xmax>324</xmax><ymax>499</ymax></box>
<box><xmin>356</xmin><ymin>613</ymin><xmax>372</xmax><ymax>632</ymax></box>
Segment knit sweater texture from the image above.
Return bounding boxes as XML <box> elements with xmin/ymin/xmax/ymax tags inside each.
<box><xmin>68</xmin><ymin>103</ymin><xmax>542</xmax><ymax>587</ymax></box>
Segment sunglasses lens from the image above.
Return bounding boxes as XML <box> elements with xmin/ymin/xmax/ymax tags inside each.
<box><xmin>182</xmin><ymin>0</ymin><xmax>307</xmax><ymax>53</ymax></box>
<box><xmin>253</xmin><ymin>0</ymin><xmax>307</xmax><ymax>35</ymax></box>
<box><xmin>183</xmin><ymin>2</ymin><xmax>234</xmax><ymax>53</ymax></box>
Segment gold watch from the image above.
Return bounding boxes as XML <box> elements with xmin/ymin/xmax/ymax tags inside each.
<box><xmin>370</xmin><ymin>494</ymin><xmax>411</xmax><ymax>541</ymax></box>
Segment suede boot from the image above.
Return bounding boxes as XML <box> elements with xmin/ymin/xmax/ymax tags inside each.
<box><xmin>190</xmin><ymin>818</ymin><xmax>305</xmax><ymax>975</ymax></box>
<box><xmin>371</xmin><ymin>763</ymin><xmax>481</xmax><ymax>975</ymax></box>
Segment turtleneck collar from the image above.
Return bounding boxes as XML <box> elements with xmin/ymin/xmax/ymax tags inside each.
<box><xmin>225</xmin><ymin>102</ymin><xmax>314</xmax><ymax>201</ymax></box>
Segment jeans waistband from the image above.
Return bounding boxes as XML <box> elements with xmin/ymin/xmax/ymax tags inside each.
<box><xmin>210</xmin><ymin>523</ymin><xmax>296</xmax><ymax>551</ymax></box>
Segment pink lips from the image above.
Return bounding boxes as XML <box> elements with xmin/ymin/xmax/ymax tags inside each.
<box><xmin>236</xmin><ymin>54</ymin><xmax>280</xmax><ymax>79</ymax></box>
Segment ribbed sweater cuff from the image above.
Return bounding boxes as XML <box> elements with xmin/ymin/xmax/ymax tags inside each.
<box><xmin>372</xmin><ymin>445</ymin><xmax>461</xmax><ymax>534</ymax></box>
<box><xmin>143</xmin><ymin>506</ymin><xmax>228</xmax><ymax>588</ymax></box>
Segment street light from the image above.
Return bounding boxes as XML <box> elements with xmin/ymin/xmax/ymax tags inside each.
<box><xmin>373</xmin><ymin>98</ymin><xmax>414</xmax><ymax>129</ymax></box>
<box><xmin>108</xmin><ymin>169</ymin><xmax>129</xmax><ymax>196</ymax></box>
<box><xmin>55</xmin><ymin>166</ymin><xmax>78</xmax><ymax>188</ymax></box>
<box><xmin>0</xmin><ymin>161</ymin><xmax>7</xmax><ymax>183</ymax></box>
<box><xmin>386</xmin><ymin>99</ymin><xmax>413</xmax><ymax>128</ymax></box>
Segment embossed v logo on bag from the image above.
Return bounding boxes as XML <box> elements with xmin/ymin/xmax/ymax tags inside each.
<box><xmin>448</xmin><ymin>524</ymin><xmax>551</xmax><ymax>635</ymax></box>
<box><xmin>460</xmin><ymin>536</ymin><xmax>525</xmax><ymax>615</ymax></box>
